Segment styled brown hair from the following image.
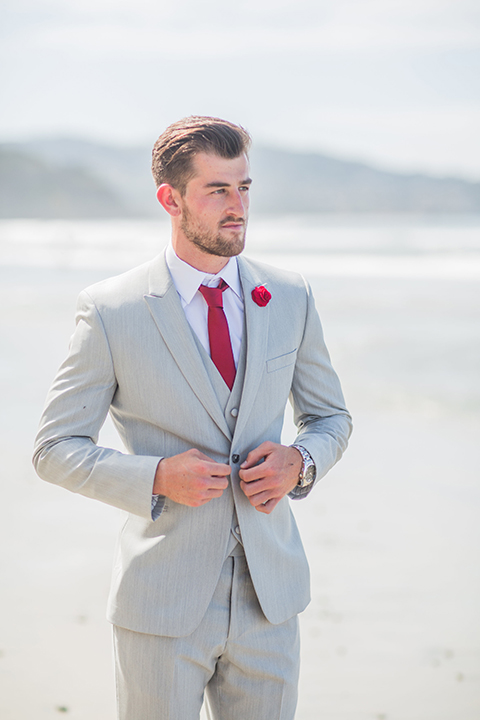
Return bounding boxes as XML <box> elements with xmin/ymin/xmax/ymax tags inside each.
<box><xmin>151</xmin><ymin>116</ymin><xmax>251</xmax><ymax>195</ymax></box>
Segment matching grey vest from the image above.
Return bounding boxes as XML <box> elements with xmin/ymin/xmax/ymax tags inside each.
<box><xmin>191</xmin><ymin>329</ymin><xmax>247</xmax><ymax>558</ymax></box>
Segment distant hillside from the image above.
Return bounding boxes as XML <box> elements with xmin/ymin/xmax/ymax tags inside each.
<box><xmin>0</xmin><ymin>139</ymin><xmax>156</xmax><ymax>218</ymax></box>
<box><xmin>1</xmin><ymin>137</ymin><xmax>479</xmax><ymax>218</ymax></box>
<box><xmin>0</xmin><ymin>146</ymin><xmax>135</xmax><ymax>219</ymax></box>
<box><xmin>251</xmin><ymin>147</ymin><xmax>480</xmax><ymax>214</ymax></box>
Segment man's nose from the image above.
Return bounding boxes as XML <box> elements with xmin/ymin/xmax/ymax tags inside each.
<box><xmin>228</xmin><ymin>190</ymin><xmax>246</xmax><ymax>217</ymax></box>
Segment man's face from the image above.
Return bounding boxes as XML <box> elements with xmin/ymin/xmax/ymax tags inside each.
<box><xmin>178</xmin><ymin>152</ymin><xmax>251</xmax><ymax>259</ymax></box>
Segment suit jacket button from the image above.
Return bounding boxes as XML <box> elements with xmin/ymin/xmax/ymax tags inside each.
<box><xmin>232</xmin><ymin>454</ymin><xmax>240</xmax><ymax>463</ymax></box>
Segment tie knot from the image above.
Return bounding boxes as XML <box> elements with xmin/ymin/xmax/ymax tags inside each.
<box><xmin>199</xmin><ymin>279</ymin><xmax>228</xmax><ymax>309</ymax></box>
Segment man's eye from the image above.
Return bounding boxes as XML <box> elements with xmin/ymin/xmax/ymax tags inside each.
<box><xmin>240</xmin><ymin>186</ymin><xmax>250</xmax><ymax>192</ymax></box>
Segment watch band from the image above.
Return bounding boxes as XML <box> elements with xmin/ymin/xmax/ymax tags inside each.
<box><xmin>291</xmin><ymin>444</ymin><xmax>316</xmax><ymax>488</ymax></box>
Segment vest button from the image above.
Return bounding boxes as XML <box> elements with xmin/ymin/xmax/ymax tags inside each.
<box><xmin>230</xmin><ymin>407</ymin><xmax>238</xmax><ymax>418</ymax></box>
<box><xmin>232</xmin><ymin>454</ymin><xmax>240</xmax><ymax>464</ymax></box>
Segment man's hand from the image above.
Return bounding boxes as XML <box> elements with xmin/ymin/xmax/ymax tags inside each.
<box><xmin>238</xmin><ymin>442</ymin><xmax>302</xmax><ymax>514</ymax></box>
<box><xmin>153</xmin><ymin>449</ymin><xmax>231</xmax><ymax>507</ymax></box>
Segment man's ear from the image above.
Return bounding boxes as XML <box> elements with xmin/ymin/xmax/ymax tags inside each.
<box><xmin>156</xmin><ymin>184</ymin><xmax>182</xmax><ymax>217</ymax></box>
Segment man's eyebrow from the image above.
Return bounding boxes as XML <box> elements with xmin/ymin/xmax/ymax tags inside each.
<box><xmin>204</xmin><ymin>178</ymin><xmax>253</xmax><ymax>188</ymax></box>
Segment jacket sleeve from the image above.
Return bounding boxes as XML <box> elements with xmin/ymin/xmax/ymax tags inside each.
<box><xmin>289</xmin><ymin>278</ymin><xmax>353</xmax><ymax>491</ymax></box>
<box><xmin>32</xmin><ymin>290</ymin><xmax>161</xmax><ymax>520</ymax></box>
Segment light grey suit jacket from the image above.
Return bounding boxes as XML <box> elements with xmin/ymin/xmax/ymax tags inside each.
<box><xmin>33</xmin><ymin>252</ymin><xmax>352</xmax><ymax>637</ymax></box>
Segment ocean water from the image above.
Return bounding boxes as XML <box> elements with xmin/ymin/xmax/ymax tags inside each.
<box><xmin>1</xmin><ymin>215</ymin><xmax>479</xmax><ymax>720</ymax></box>
<box><xmin>2</xmin><ymin>214</ymin><xmax>480</xmax><ymax>272</ymax></box>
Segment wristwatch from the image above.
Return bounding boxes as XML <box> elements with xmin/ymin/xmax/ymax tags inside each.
<box><xmin>291</xmin><ymin>444</ymin><xmax>316</xmax><ymax>488</ymax></box>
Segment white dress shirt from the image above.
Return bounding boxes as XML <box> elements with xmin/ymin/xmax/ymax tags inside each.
<box><xmin>165</xmin><ymin>243</ymin><xmax>244</xmax><ymax>366</ymax></box>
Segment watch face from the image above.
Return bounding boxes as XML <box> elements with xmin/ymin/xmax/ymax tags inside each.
<box><xmin>303</xmin><ymin>465</ymin><xmax>315</xmax><ymax>485</ymax></box>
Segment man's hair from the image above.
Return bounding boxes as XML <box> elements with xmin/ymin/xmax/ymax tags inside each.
<box><xmin>151</xmin><ymin>116</ymin><xmax>251</xmax><ymax>195</ymax></box>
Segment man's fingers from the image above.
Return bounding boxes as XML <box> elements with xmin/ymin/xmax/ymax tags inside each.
<box><xmin>205</xmin><ymin>475</ymin><xmax>229</xmax><ymax>490</ymax></box>
<box><xmin>210</xmin><ymin>462</ymin><xmax>232</xmax><ymax>478</ymax></box>
<box><xmin>188</xmin><ymin>469</ymin><xmax>230</xmax><ymax>491</ymax></box>
<box><xmin>239</xmin><ymin>453</ymin><xmax>273</xmax><ymax>483</ymax></box>
<box><xmin>241</xmin><ymin>485</ymin><xmax>271</xmax><ymax>506</ymax></box>
<box><xmin>238</xmin><ymin>442</ymin><xmax>302</xmax><ymax>510</ymax></box>
<box><xmin>240</xmin><ymin>480</ymin><xmax>282</xmax><ymax>513</ymax></box>
<box><xmin>239</xmin><ymin>479</ymin><xmax>269</xmax><ymax>498</ymax></box>
<box><xmin>240</xmin><ymin>441</ymin><xmax>273</xmax><ymax>470</ymax></box>
<box><xmin>153</xmin><ymin>449</ymin><xmax>231</xmax><ymax>505</ymax></box>
<box><xmin>239</xmin><ymin>487</ymin><xmax>282</xmax><ymax>514</ymax></box>
<box><xmin>238</xmin><ymin>464</ymin><xmax>265</xmax><ymax>483</ymax></box>
<box><xmin>187</xmin><ymin>452</ymin><xmax>231</xmax><ymax>478</ymax></box>
<box><xmin>255</xmin><ymin>497</ymin><xmax>281</xmax><ymax>514</ymax></box>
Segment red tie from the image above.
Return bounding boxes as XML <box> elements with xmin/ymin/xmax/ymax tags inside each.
<box><xmin>199</xmin><ymin>280</ymin><xmax>236</xmax><ymax>390</ymax></box>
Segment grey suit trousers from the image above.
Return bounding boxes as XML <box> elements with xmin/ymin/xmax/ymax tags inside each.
<box><xmin>113</xmin><ymin>551</ymin><xmax>300</xmax><ymax>720</ymax></box>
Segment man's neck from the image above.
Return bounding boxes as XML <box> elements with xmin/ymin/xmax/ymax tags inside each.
<box><xmin>171</xmin><ymin>238</ymin><xmax>231</xmax><ymax>274</ymax></box>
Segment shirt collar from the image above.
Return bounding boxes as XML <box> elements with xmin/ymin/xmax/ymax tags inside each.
<box><xmin>165</xmin><ymin>243</ymin><xmax>243</xmax><ymax>306</ymax></box>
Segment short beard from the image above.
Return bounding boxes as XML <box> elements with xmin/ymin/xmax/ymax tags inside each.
<box><xmin>181</xmin><ymin>208</ymin><xmax>247</xmax><ymax>258</ymax></box>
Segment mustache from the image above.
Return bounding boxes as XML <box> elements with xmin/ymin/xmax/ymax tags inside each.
<box><xmin>220</xmin><ymin>216</ymin><xmax>245</xmax><ymax>226</ymax></box>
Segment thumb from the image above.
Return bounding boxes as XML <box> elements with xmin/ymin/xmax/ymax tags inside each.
<box><xmin>240</xmin><ymin>444</ymin><xmax>269</xmax><ymax>469</ymax></box>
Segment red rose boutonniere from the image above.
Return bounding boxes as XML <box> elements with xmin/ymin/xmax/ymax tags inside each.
<box><xmin>251</xmin><ymin>285</ymin><xmax>272</xmax><ymax>307</ymax></box>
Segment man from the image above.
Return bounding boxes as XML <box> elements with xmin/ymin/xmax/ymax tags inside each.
<box><xmin>33</xmin><ymin>116</ymin><xmax>352</xmax><ymax>720</ymax></box>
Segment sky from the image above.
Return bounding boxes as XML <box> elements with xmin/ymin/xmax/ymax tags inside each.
<box><xmin>1</xmin><ymin>0</ymin><xmax>480</xmax><ymax>179</ymax></box>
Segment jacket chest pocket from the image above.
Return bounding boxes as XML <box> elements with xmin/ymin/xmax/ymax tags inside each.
<box><xmin>266</xmin><ymin>348</ymin><xmax>297</xmax><ymax>373</ymax></box>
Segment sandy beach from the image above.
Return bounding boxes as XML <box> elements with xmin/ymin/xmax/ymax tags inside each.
<box><xmin>1</xmin><ymin>216</ymin><xmax>479</xmax><ymax>719</ymax></box>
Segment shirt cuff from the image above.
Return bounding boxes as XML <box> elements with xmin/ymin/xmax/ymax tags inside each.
<box><xmin>151</xmin><ymin>494</ymin><xmax>166</xmax><ymax>520</ymax></box>
<box><xmin>288</xmin><ymin>483</ymin><xmax>314</xmax><ymax>499</ymax></box>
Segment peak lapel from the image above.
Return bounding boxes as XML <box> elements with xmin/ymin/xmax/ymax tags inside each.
<box><xmin>233</xmin><ymin>258</ymin><xmax>270</xmax><ymax>442</ymax></box>
<box><xmin>144</xmin><ymin>254</ymin><xmax>232</xmax><ymax>441</ymax></box>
